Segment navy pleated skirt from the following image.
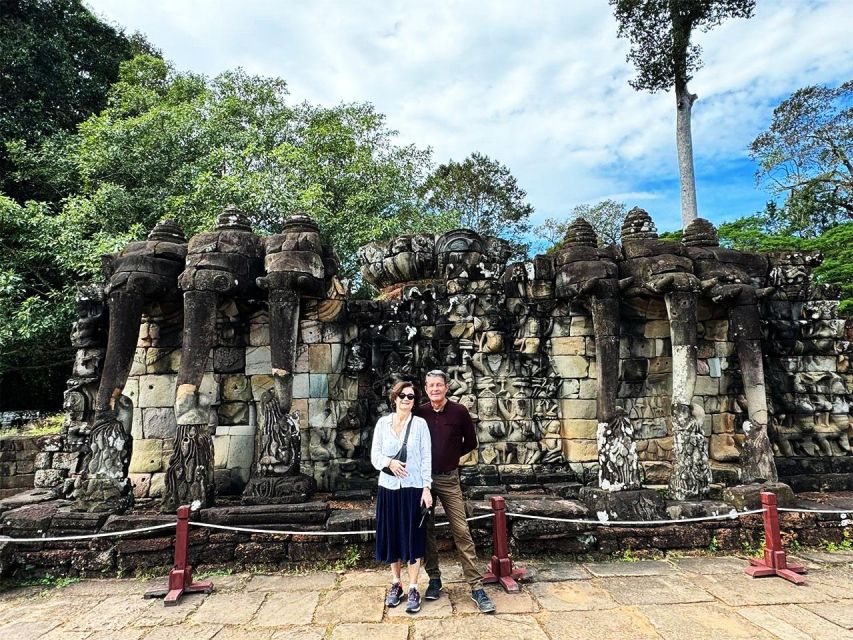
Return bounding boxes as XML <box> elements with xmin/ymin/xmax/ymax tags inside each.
<box><xmin>375</xmin><ymin>486</ymin><xmax>425</xmax><ymax>564</ymax></box>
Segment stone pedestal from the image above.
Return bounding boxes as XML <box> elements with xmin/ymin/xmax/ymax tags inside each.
<box><xmin>722</xmin><ymin>482</ymin><xmax>794</xmax><ymax>510</ymax></box>
<box><xmin>242</xmin><ymin>474</ymin><xmax>317</xmax><ymax>505</ymax></box>
<box><xmin>579</xmin><ymin>486</ymin><xmax>666</xmax><ymax>521</ymax></box>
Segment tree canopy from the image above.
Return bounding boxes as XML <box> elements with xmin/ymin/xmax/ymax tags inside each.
<box><xmin>610</xmin><ymin>0</ymin><xmax>755</xmax><ymax>227</ymax></box>
<box><xmin>418</xmin><ymin>152</ymin><xmax>533</xmax><ymax>258</ymax></box>
<box><xmin>749</xmin><ymin>80</ymin><xmax>853</xmax><ymax>233</ymax></box>
<box><xmin>534</xmin><ymin>199</ymin><xmax>628</xmax><ymax>252</ymax></box>
<box><xmin>0</xmin><ymin>0</ymin><xmax>146</xmax><ymax>202</ymax></box>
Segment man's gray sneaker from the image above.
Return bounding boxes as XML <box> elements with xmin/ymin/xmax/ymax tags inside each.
<box><xmin>425</xmin><ymin>577</ymin><xmax>442</xmax><ymax>600</ymax></box>
<box><xmin>405</xmin><ymin>587</ymin><xmax>421</xmax><ymax>613</ymax></box>
<box><xmin>470</xmin><ymin>588</ymin><xmax>496</xmax><ymax>613</ymax></box>
<box><xmin>385</xmin><ymin>582</ymin><xmax>403</xmax><ymax>607</ymax></box>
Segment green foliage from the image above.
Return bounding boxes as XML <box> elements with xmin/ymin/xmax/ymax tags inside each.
<box><xmin>716</xmin><ymin>213</ymin><xmax>853</xmax><ymax>315</ymax></box>
<box><xmin>331</xmin><ymin>545</ymin><xmax>362</xmax><ymax>572</ymax></box>
<box><xmin>535</xmin><ymin>199</ymin><xmax>627</xmax><ymax>253</ymax></box>
<box><xmin>823</xmin><ymin>529</ymin><xmax>853</xmax><ymax>552</ymax></box>
<box><xmin>707</xmin><ymin>536</ymin><xmax>719</xmax><ymax>553</ymax></box>
<box><xmin>419</xmin><ymin>152</ymin><xmax>532</xmax><ymax>259</ymax></box>
<box><xmin>750</xmin><ymin>80</ymin><xmax>853</xmax><ymax>228</ymax></box>
<box><xmin>609</xmin><ymin>0</ymin><xmax>756</xmax><ymax>94</ymax></box>
<box><xmin>0</xmin><ymin>0</ymin><xmax>147</xmax><ymax>201</ymax></box>
<box><xmin>619</xmin><ymin>548</ymin><xmax>639</xmax><ymax>562</ymax></box>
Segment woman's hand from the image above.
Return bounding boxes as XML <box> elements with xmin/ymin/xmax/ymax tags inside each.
<box><xmin>389</xmin><ymin>459</ymin><xmax>408</xmax><ymax>478</ymax></box>
<box><xmin>421</xmin><ymin>487</ymin><xmax>433</xmax><ymax>508</ymax></box>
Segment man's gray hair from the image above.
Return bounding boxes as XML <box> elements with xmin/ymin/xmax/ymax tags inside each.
<box><xmin>425</xmin><ymin>369</ymin><xmax>448</xmax><ymax>384</ymax></box>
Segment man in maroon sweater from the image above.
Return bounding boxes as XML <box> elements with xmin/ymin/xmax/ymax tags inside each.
<box><xmin>414</xmin><ymin>369</ymin><xmax>496</xmax><ymax>613</ymax></box>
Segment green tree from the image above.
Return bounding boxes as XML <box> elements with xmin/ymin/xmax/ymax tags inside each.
<box><xmin>610</xmin><ymin>0</ymin><xmax>756</xmax><ymax>228</ymax></box>
<box><xmin>419</xmin><ymin>152</ymin><xmax>533</xmax><ymax>258</ymax></box>
<box><xmin>534</xmin><ymin>199</ymin><xmax>628</xmax><ymax>253</ymax></box>
<box><xmin>0</xmin><ymin>0</ymin><xmax>147</xmax><ymax>202</ymax></box>
<box><xmin>1</xmin><ymin>54</ymin><xmax>456</xmax><ymax>406</ymax></box>
<box><xmin>749</xmin><ymin>81</ymin><xmax>853</xmax><ymax>234</ymax></box>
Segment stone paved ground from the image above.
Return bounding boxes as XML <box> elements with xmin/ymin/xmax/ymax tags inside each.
<box><xmin>1</xmin><ymin>551</ymin><xmax>852</xmax><ymax>640</ymax></box>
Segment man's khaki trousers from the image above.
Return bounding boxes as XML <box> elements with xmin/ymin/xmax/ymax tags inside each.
<box><xmin>424</xmin><ymin>469</ymin><xmax>483</xmax><ymax>590</ymax></box>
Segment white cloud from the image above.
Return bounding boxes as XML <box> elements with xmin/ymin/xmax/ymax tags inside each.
<box><xmin>86</xmin><ymin>0</ymin><xmax>853</xmax><ymax>229</ymax></box>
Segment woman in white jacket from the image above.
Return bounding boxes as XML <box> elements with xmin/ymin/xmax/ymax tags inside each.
<box><xmin>371</xmin><ymin>380</ymin><xmax>433</xmax><ymax>614</ymax></box>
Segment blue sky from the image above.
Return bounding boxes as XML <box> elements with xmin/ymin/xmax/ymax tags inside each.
<box><xmin>86</xmin><ymin>0</ymin><xmax>853</xmax><ymax>234</ymax></box>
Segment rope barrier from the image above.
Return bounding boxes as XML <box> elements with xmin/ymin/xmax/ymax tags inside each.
<box><xmin>503</xmin><ymin>508</ymin><xmax>766</xmax><ymax>527</ymax></box>
<box><xmin>777</xmin><ymin>507</ymin><xmax>851</xmax><ymax>515</ymax></box>
<box><xmin>0</xmin><ymin>523</ymin><xmax>176</xmax><ymax>543</ymax></box>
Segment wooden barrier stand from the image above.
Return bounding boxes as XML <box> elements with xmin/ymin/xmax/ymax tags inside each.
<box><xmin>745</xmin><ymin>491</ymin><xmax>807</xmax><ymax>585</ymax></box>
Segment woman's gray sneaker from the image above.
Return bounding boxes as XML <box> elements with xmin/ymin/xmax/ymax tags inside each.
<box><xmin>470</xmin><ymin>588</ymin><xmax>496</xmax><ymax>613</ymax></box>
<box><xmin>385</xmin><ymin>583</ymin><xmax>404</xmax><ymax>607</ymax></box>
<box><xmin>405</xmin><ymin>587</ymin><xmax>421</xmax><ymax>613</ymax></box>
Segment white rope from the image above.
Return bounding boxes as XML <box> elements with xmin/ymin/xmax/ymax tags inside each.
<box><xmin>777</xmin><ymin>507</ymin><xmax>851</xmax><ymax>515</ymax></box>
<box><xmin>192</xmin><ymin>512</ymin><xmax>494</xmax><ymax>536</ymax></box>
<box><xmin>504</xmin><ymin>508</ymin><xmax>766</xmax><ymax>527</ymax></box>
<box><xmin>0</xmin><ymin>523</ymin><xmax>176</xmax><ymax>543</ymax></box>
<box><xmin>192</xmin><ymin>522</ymin><xmax>376</xmax><ymax>536</ymax></box>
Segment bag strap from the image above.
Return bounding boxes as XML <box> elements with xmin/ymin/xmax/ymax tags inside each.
<box><xmin>400</xmin><ymin>415</ymin><xmax>413</xmax><ymax>448</ymax></box>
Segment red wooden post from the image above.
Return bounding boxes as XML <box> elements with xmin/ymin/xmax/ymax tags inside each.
<box><xmin>744</xmin><ymin>491</ymin><xmax>807</xmax><ymax>585</ymax></box>
<box><xmin>144</xmin><ymin>504</ymin><xmax>214</xmax><ymax>605</ymax></box>
<box><xmin>482</xmin><ymin>495</ymin><xmax>526</xmax><ymax>592</ymax></box>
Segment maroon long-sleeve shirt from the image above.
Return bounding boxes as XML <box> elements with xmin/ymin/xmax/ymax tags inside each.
<box><xmin>414</xmin><ymin>401</ymin><xmax>478</xmax><ymax>474</ymax></box>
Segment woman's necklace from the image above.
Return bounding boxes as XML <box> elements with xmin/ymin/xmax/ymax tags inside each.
<box><xmin>393</xmin><ymin>412</ymin><xmax>409</xmax><ymax>435</ymax></box>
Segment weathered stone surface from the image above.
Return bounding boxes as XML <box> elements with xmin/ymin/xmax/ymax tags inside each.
<box><xmin>314</xmin><ymin>588</ymin><xmax>385</xmax><ymax>624</ymax></box>
<box><xmin>191</xmin><ymin>592</ymin><xmax>266</xmax><ymax>625</ymax></box>
<box><xmin>722</xmin><ymin>482</ymin><xmax>794</xmax><ymax>509</ymax></box>
<box><xmin>246</xmin><ymin>572</ymin><xmax>338</xmax><ymax>592</ymax></box>
<box><xmin>687</xmin><ymin>573</ymin><xmax>828</xmax><ymax>606</ymax></box>
<box><xmin>538</xmin><ymin>609</ymin><xmax>660</xmax><ymax>640</ymax></box>
<box><xmin>528</xmin><ymin>581</ymin><xmax>618</xmax><ymax>611</ymax></box>
<box><xmin>583</xmin><ymin>561</ymin><xmax>675</xmax><ymax>577</ymax></box>
<box><xmin>331</xmin><ymin>624</ymin><xmax>408</xmax><ymax>640</ymax></box>
<box><xmin>598</xmin><ymin>575</ymin><xmax>715</xmax><ymax>605</ymax></box>
<box><xmin>253</xmin><ymin>591</ymin><xmax>319</xmax><ymax>626</ymax></box>
<box><xmin>415</xmin><ymin>616</ymin><xmax>549</xmax><ymax>640</ymax></box>
<box><xmin>644</xmin><ymin>603</ymin><xmax>774</xmax><ymax>639</ymax></box>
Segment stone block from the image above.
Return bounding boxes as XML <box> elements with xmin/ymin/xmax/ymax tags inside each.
<box><xmin>300</xmin><ymin>320</ymin><xmax>323</xmax><ymax>344</ymax></box>
<box><xmin>551</xmin><ymin>337</ymin><xmax>586</xmax><ymax>356</ymax></box>
<box><xmin>214</xmin><ymin>347</ymin><xmax>245</xmax><ymax>373</ymax></box>
<box><xmin>245</xmin><ymin>346</ymin><xmax>271</xmax><ymax>375</ymax></box>
<box><xmin>641</xmin><ymin>460</ymin><xmax>671</xmax><ymax>484</ymax></box>
<box><xmin>704</xmin><ymin>319</ymin><xmax>729</xmax><ymax>341</ymax></box>
<box><xmin>629</xmin><ymin>338</ymin><xmax>655</xmax><ymax>359</ymax></box>
<box><xmin>722</xmin><ymin>482</ymin><xmax>794</xmax><ymax>509</ymax></box>
<box><xmin>34</xmin><ymin>452</ymin><xmax>52</xmax><ymax>469</ymax></box>
<box><xmin>52</xmin><ymin>452</ymin><xmax>80</xmax><ymax>470</ymax></box>
<box><xmin>308</xmin><ymin>399</ymin><xmax>328</xmax><ymax>427</ymax></box>
<box><xmin>129</xmin><ymin>439</ymin><xmax>164</xmax><ymax>473</ymax></box>
<box><xmin>137</xmin><ymin>374</ymin><xmax>178</xmax><ymax>408</ymax></box>
<box><xmin>142</xmin><ymin>407</ymin><xmax>177</xmax><ymax>439</ymax></box>
<box><xmin>322</xmin><ymin>323</ymin><xmax>344</xmax><ymax>343</ymax></box>
<box><xmin>218</xmin><ymin>401</ymin><xmax>249</xmax><ymax>425</ymax></box>
<box><xmin>250</xmin><ymin>374</ymin><xmax>274</xmax><ymax>401</ymax></box>
<box><xmin>149</xmin><ymin>473</ymin><xmax>165</xmax><ymax>497</ymax></box>
<box><xmin>654</xmin><ymin>339</ymin><xmax>671</xmax><ymax>356</ymax></box>
<box><xmin>199</xmin><ymin>372</ymin><xmax>219</xmax><ymax>404</ymax></box>
<box><xmin>563</xmin><ymin>439</ymin><xmax>598</xmax><ymax>462</ymax></box>
<box><xmin>561</xmin><ymin>399</ymin><xmax>597</xmax><ymax>421</ymax></box>
<box><xmin>249</xmin><ymin>322</ymin><xmax>269</xmax><ymax>346</ymax></box>
<box><xmin>561</xmin><ymin>419</ymin><xmax>598</xmax><ymax>440</ymax></box>
<box><xmin>648</xmin><ymin>357</ymin><xmax>672</xmax><ymax>374</ymax></box>
<box><xmin>221</xmin><ymin>374</ymin><xmax>252</xmax><ymax>401</ymax></box>
<box><xmin>130</xmin><ymin>348</ymin><xmax>146</xmax><ymax>375</ymax></box>
<box><xmin>577</xmin><ymin>379</ymin><xmax>597</xmax><ymax>399</ymax></box>
<box><xmin>560</xmin><ymin>379</ymin><xmax>581</xmax><ymax>398</ymax></box>
<box><xmin>227</xmin><ymin>435</ymin><xmax>256</xmax><ymax>470</ymax></box>
<box><xmin>146</xmin><ymin>348</ymin><xmax>181</xmax><ymax>374</ymax></box>
<box><xmin>213</xmin><ymin>435</ymin><xmax>230</xmax><ymax>468</ymax></box>
<box><xmin>330</xmin><ymin>343</ymin><xmax>344</xmax><ymax>371</ymax></box>
<box><xmin>695</xmin><ymin>376</ymin><xmax>719</xmax><ymax>396</ymax></box>
<box><xmin>309</xmin><ymin>344</ymin><xmax>331</xmax><ymax>373</ymax></box>
<box><xmin>709</xmin><ymin>433</ymin><xmax>741</xmax><ymax>462</ymax></box>
<box><xmin>294</xmin><ymin>344</ymin><xmax>310</xmax><ymax>373</ymax></box>
<box><xmin>288</xmin><ymin>373</ymin><xmax>308</xmax><ymax>399</ymax></box>
<box><xmin>291</xmin><ymin>399</ymin><xmax>309</xmax><ymax>428</ymax></box>
<box><xmin>645</xmin><ymin>320</ymin><xmax>671</xmax><ymax>339</ymax></box>
<box><xmin>130</xmin><ymin>473</ymin><xmax>151</xmax><ymax>498</ymax></box>
<box><xmin>309</xmin><ymin>374</ymin><xmax>329</xmax><ymax>398</ymax></box>
<box><xmin>552</xmin><ymin>355</ymin><xmax>589</xmax><ymax>378</ymax></box>
<box><xmin>570</xmin><ymin>315</ymin><xmax>594</xmax><ymax>336</ymax></box>
<box><xmin>34</xmin><ymin>468</ymin><xmax>66</xmax><ymax>488</ymax></box>
<box><xmin>131</xmin><ymin>408</ymin><xmax>143</xmax><ymax>439</ymax></box>
<box><xmin>122</xmin><ymin>378</ymin><xmax>139</xmax><ymax>407</ymax></box>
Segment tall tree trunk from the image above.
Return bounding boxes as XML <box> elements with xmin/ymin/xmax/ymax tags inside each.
<box><xmin>675</xmin><ymin>85</ymin><xmax>698</xmax><ymax>228</ymax></box>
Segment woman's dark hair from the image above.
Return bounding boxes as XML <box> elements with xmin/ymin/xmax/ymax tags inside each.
<box><xmin>388</xmin><ymin>380</ymin><xmax>418</xmax><ymax>405</ymax></box>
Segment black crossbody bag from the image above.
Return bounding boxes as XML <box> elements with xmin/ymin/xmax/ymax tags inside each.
<box><xmin>381</xmin><ymin>415</ymin><xmax>413</xmax><ymax>475</ymax></box>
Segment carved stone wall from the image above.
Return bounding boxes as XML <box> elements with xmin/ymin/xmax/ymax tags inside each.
<box><xmin>56</xmin><ymin>217</ymin><xmax>853</xmax><ymax>500</ymax></box>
